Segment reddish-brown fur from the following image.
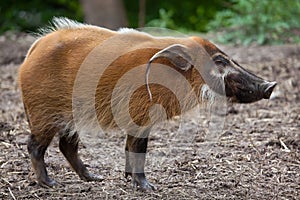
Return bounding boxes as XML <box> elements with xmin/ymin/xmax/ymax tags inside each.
<box><xmin>19</xmin><ymin>27</ymin><xmax>218</xmax><ymax>141</ymax></box>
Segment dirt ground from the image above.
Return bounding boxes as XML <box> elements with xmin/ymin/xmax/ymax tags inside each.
<box><xmin>0</xmin><ymin>32</ymin><xmax>299</xmax><ymax>199</ymax></box>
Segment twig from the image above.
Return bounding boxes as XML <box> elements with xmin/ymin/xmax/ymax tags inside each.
<box><xmin>118</xmin><ymin>187</ymin><xmax>128</xmax><ymax>194</ymax></box>
<box><xmin>279</xmin><ymin>138</ymin><xmax>291</xmax><ymax>152</ymax></box>
<box><xmin>1</xmin><ymin>178</ymin><xmax>12</xmax><ymax>186</ymax></box>
<box><xmin>8</xmin><ymin>187</ymin><xmax>16</xmax><ymax>200</ymax></box>
<box><xmin>0</xmin><ymin>141</ymin><xmax>12</xmax><ymax>148</ymax></box>
<box><xmin>247</xmin><ymin>134</ymin><xmax>261</xmax><ymax>155</ymax></box>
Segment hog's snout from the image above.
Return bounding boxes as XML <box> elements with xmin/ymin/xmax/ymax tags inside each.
<box><xmin>261</xmin><ymin>81</ymin><xmax>277</xmax><ymax>99</ymax></box>
<box><xmin>224</xmin><ymin>71</ymin><xmax>277</xmax><ymax>104</ymax></box>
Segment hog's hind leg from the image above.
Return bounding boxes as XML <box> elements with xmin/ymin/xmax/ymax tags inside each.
<box><xmin>59</xmin><ymin>131</ymin><xmax>103</xmax><ymax>182</ymax></box>
<box><xmin>28</xmin><ymin>132</ymin><xmax>56</xmax><ymax>187</ymax></box>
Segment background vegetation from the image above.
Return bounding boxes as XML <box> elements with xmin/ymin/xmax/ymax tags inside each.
<box><xmin>207</xmin><ymin>0</ymin><xmax>300</xmax><ymax>45</ymax></box>
<box><xmin>0</xmin><ymin>0</ymin><xmax>299</xmax><ymax>45</ymax></box>
<box><xmin>0</xmin><ymin>0</ymin><xmax>82</xmax><ymax>33</ymax></box>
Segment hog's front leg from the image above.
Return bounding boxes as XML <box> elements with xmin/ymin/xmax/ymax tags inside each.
<box><xmin>125</xmin><ymin>132</ymin><xmax>155</xmax><ymax>191</ymax></box>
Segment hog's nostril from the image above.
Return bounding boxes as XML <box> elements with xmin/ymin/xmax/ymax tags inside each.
<box><xmin>263</xmin><ymin>81</ymin><xmax>277</xmax><ymax>99</ymax></box>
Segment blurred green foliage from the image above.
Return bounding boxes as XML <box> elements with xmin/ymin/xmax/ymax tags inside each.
<box><xmin>1</xmin><ymin>0</ymin><xmax>299</xmax><ymax>45</ymax></box>
<box><xmin>0</xmin><ymin>0</ymin><xmax>83</xmax><ymax>33</ymax></box>
<box><xmin>124</xmin><ymin>0</ymin><xmax>223</xmax><ymax>32</ymax></box>
<box><xmin>208</xmin><ymin>0</ymin><xmax>300</xmax><ymax>45</ymax></box>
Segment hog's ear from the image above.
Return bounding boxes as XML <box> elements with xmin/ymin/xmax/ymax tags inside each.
<box><xmin>145</xmin><ymin>44</ymin><xmax>193</xmax><ymax>101</ymax></box>
<box><xmin>148</xmin><ymin>44</ymin><xmax>193</xmax><ymax>71</ymax></box>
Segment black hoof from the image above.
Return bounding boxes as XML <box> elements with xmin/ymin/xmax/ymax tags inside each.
<box><xmin>133</xmin><ymin>180</ymin><xmax>155</xmax><ymax>191</ymax></box>
<box><xmin>81</xmin><ymin>172</ymin><xmax>104</xmax><ymax>182</ymax></box>
<box><xmin>38</xmin><ymin>178</ymin><xmax>57</xmax><ymax>188</ymax></box>
<box><xmin>132</xmin><ymin>173</ymin><xmax>155</xmax><ymax>191</ymax></box>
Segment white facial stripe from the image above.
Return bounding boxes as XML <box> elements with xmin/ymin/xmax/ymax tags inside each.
<box><xmin>211</xmin><ymin>52</ymin><xmax>230</xmax><ymax>61</ymax></box>
<box><xmin>210</xmin><ymin>52</ymin><xmax>236</xmax><ymax>78</ymax></box>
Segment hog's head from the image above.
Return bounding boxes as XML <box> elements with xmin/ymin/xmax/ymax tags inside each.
<box><xmin>195</xmin><ymin>37</ymin><xmax>277</xmax><ymax>103</ymax></box>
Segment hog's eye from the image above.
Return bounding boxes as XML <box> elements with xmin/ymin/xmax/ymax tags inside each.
<box><xmin>213</xmin><ymin>55</ymin><xmax>229</xmax><ymax>67</ymax></box>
